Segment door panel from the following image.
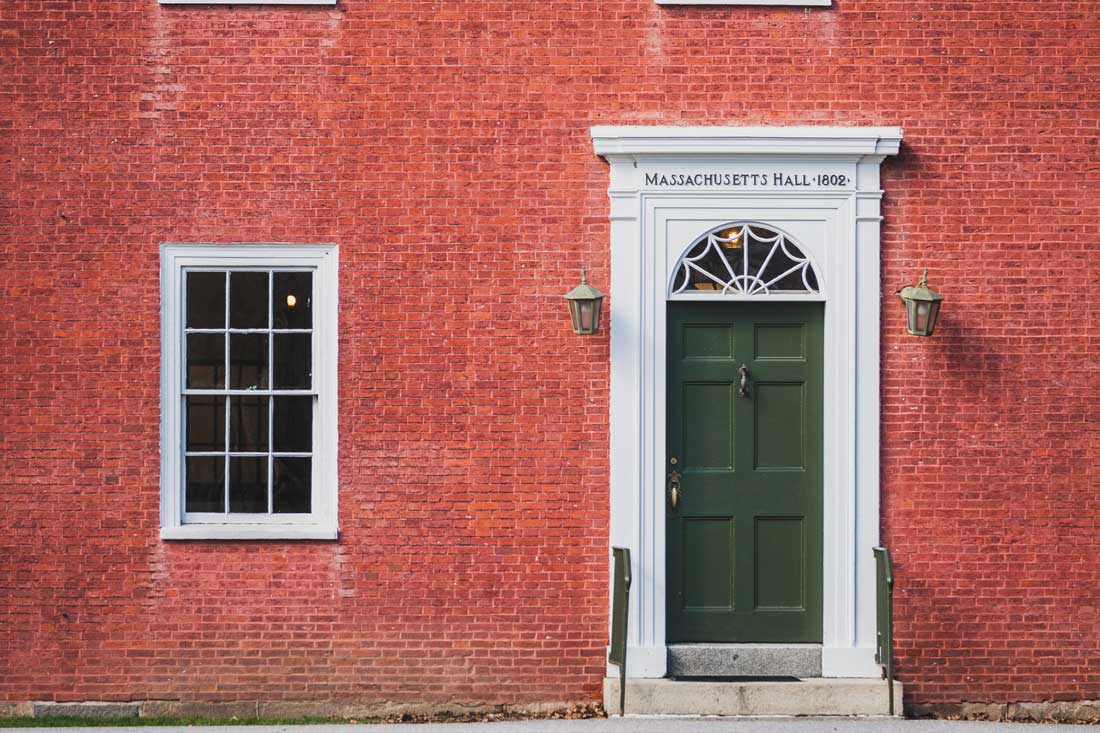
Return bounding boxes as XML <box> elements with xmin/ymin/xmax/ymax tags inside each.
<box><xmin>683</xmin><ymin>323</ymin><xmax>735</xmax><ymax>359</ymax></box>
<box><xmin>754</xmin><ymin>383</ymin><xmax>805</xmax><ymax>470</ymax></box>
<box><xmin>682</xmin><ymin>518</ymin><xmax>735</xmax><ymax>609</ymax></box>
<box><xmin>667</xmin><ymin>301</ymin><xmax>823</xmax><ymax>643</ymax></box>
<box><xmin>682</xmin><ymin>383</ymin><xmax>735</xmax><ymax>470</ymax></box>
<box><xmin>754</xmin><ymin>517</ymin><xmax>805</xmax><ymax>609</ymax></box>
<box><xmin>754</xmin><ymin>323</ymin><xmax>806</xmax><ymax>360</ymax></box>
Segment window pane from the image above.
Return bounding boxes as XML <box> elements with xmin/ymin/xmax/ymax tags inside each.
<box><xmin>273</xmin><ymin>333</ymin><xmax>311</xmax><ymax>389</ymax></box>
<box><xmin>229</xmin><ymin>333</ymin><xmax>269</xmax><ymax>390</ymax></box>
<box><xmin>273</xmin><ymin>396</ymin><xmax>312</xmax><ymax>452</ymax></box>
<box><xmin>186</xmin><ymin>272</ymin><xmax>225</xmax><ymax>329</ymax></box>
<box><xmin>185</xmin><ymin>456</ymin><xmax>225</xmax><ymax>513</ymax></box>
<box><xmin>229</xmin><ymin>396</ymin><xmax>269</xmax><ymax>452</ymax></box>
<box><xmin>187</xmin><ymin>333</ymin><xmax>225</xmax><ymax>389</ymax></box>
<box><xmin>273</xmin><ymin>457</ymin><xmax>311</xmax><ymax>513</ymax></box>
<box><xmin>274</xmin><ymin>272</ymin><xmax>312</xmax><ymax>329</ymax></box>
<box><xmin>186</xmin><ymin>396</ymin><xmax>225</xmax><ymax>452</ymax></box>
<box><xmin>229</xmin><ymin>271</ymin><xmax>268</xmax><ymax>329</ymax></box>
<box><xmin>229</xmin><ymin>456</ymin><xmax>267</xmax><ymax>513</ymax></box>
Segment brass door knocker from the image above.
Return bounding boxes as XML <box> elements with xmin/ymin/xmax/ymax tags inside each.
<box><xmin>668</xmin><ymin>470</ymin><xmax>682</xmax><ymax>511</ymax></box>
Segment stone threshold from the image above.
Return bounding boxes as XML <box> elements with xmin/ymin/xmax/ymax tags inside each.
<box><xmin>668</xmin><ymin>643</ymin><xmax>823</xmax><ymax>678</ymax></box>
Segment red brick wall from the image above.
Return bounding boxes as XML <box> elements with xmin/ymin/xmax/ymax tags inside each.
<box><xmin>2</xmin><ymin>0</ymin><xmax>1100</xmax><ymax>709</ymax></box>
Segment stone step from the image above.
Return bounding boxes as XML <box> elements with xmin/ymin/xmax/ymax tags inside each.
<box><xmin>667</xmin><ymin>643</ymin><xmax>822</xmax><ymax>678</ymax></box>
<box><xmin>603</xmin><ymin>677</ymin><xmax>902</xmax><ymax>717</ymax></box>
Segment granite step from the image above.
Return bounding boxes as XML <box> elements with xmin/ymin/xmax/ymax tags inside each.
<box><xmin>667</xmin><ymin>643</ymin><xmax>822</xmax><ymax>678</ymax></box>
<box><xmin>603</xmin><ymin>677</ymin><xmax>901</xmax><ymax>717</ymax></box>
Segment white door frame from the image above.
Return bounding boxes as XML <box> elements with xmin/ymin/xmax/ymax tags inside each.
<box><xmin>592</xmin><ymin>127</ymin><xmax>903</xmax><ymax>678</ymax></box>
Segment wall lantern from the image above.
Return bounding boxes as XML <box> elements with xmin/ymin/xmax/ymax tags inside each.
<box><xmin>564</xmin><ymin>267</ymin><xmax>605</xmax><ymax>335</ymax></box>
<box><xmin>897</xmin><ymin>269</ymin><xmax>944</xmax><ymax>337</ymax></box>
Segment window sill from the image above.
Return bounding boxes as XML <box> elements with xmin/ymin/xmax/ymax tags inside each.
<box><xmin>657</xmin><ymin>0</ymin><xmax>829</xmax><ymax>4</ymax></box>
<box><xmin>161</xmin><ymin>524</ymin><xmax>338</xmax><ymax>541</ymax></box>
<box><xmin>159</xmin><ymin>1</ymin><xmax>336</xmax><ymax>5</ymax></box>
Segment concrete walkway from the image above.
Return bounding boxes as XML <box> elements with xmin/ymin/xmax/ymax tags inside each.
<box><xmin>22</xmin><ymin>720</ymin><xmax>1099</xmax><ymax>733</ymax></box>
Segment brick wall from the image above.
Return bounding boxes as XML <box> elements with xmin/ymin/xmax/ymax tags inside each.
<box><xmin>2</xmin><ymin>0</ymin><xmax>1099</xmax><ymax>708</ymax></box>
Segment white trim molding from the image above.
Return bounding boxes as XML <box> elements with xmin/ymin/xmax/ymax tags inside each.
<box><xmin>159</xmin><ymin>243</ymin><xmax>339</xmax><ymax>541</ymax></box>
<box><xmin>160</xmin><ymin>1</ymin><xmax>335</xmax><ymax>5</ymax></box>
<box><xmin>592</xmin><ymin>126</ymin><xmax>902</xmax><ymax>679</ymax></box>
<box><xmin>657</xmin><ymin>0</ymin><xmax>830</xmax><ymax>5</ymax></box>
<box><xmin>592</xmin><ymin>126</ymin><xmax>902</xmax><ymax>158</ymax></box>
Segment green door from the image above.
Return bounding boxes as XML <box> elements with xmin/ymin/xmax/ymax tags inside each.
<box><xmin>666</xmin><ymin>301</ymin><xmax>823</xmax><ymax>643</ymax></box>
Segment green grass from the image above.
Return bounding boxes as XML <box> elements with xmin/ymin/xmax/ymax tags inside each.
<box><xmin>0</xmin><ymin>717</ymin><xmax>381</xmax><ymax>728</ymax></box>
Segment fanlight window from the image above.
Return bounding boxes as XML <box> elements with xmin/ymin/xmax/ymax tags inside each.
<box><xmin>672</xmin><ymin>224</ymin><xmax>820</xmax><ymax>296</ymax></box>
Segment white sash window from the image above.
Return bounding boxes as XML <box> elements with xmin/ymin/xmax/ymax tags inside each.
<box><xmin>160</xmin><ymin>244</ymin><xmax>338</xmax><ymax>540</ymax></box>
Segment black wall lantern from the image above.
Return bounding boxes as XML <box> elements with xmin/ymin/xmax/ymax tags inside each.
<box><xmin>565</xmin><ymin>267</ymin><xmax>605</xmax><ymax>335</ymax></box>
<box><xmin>897</xmin><ymin>269</ymin><xmax>944</xmax><ymax>337</ymax></box>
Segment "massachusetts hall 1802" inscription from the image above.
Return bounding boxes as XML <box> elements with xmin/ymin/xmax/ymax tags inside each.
<box><xmin>644</xmin><ymin>172</ymin><xmax>851</xmax><ymax>188</ymax></box>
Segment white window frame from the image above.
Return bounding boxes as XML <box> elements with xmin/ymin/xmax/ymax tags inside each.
<box><xmin>160</xmin><ymin>243</ymin><xmax>339</xmax><ymax>540</ymax></box>
<box><xmin>656</xmin><ymin>0</ymin><xmax>828</xmax><ymax>5</ymax></box>
<box><xmin>160</xmin><ymin>0</ymin><xmax>334</xmax><ymax>5</ymax></box>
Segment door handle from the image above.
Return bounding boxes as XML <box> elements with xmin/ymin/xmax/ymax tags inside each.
<box><xmin>668</xmin><ymin>469</ymin><xmax>682</xmax><ymax>511</ymax></box>
<box><xmin>739</xmin><ymin>364</ymin><xmax>750</xmax><ymax>398</ymax></box>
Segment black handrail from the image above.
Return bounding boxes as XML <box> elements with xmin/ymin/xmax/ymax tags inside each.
<box><xmin>873</xmin><ymin>546</ymin><xmax>895</xmax><ymax>716</ymax></box>
<box><xmin>609</xmin><ymin>547</ymin><xmax>631</xmax><ymax>716</ymax></box>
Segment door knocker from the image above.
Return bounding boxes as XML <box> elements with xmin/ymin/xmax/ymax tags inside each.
<box><xmin>668</xmin><ymin>469</ymin><xmax>682</xmax><ymax>511</ymax></box>
<box><xmin>738</xmin><ymin>364</ymin><xmax>750</xmax><ymax>398</ymax></box>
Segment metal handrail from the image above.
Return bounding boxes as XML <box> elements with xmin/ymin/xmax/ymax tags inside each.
<box><xmin>609</xmin><ymin>547</ymin><xmax>631</xmax><ymax>716</ymax></box>
<box><xmin>873</xmin><ymin>546</ymin><xmax>895</xmax><ymax>716</ymax></box>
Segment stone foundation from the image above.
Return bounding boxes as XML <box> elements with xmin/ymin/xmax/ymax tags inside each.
<box><xmin>909</xmin><ymin>700</ymin><xmax>1100</xmax><ymax>724</ymax></box>
<box><xmin>9</xmin><ymin>697</ymin><xmax>1100</xmax><ymax>722</ymax></box>
<box><xmin>3</xmin><ymin>699</ymin><xmax>597</xmax><ymax>721</ymax></box>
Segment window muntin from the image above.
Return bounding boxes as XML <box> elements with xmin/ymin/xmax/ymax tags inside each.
<box><xmin>182</xmin><ymin>269</ymin><xmax>315</xmax><ymax>519</ymax></box>
<box><xmin>160</xmin><ymin>243</ymin><xmax>337</xmax><ymax>541</ymax></box>
<box><xmin>670</xmin><ymin>223</ymin><xmax>822</xmax><ymax>298</ymax></box>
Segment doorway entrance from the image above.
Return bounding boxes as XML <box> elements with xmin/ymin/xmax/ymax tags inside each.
<box><xmin>666</xmin><ymin>300</ymin><xmax>823</xmax><ymax>643</ymax></box>
<box><xmin>593</xmin><ymin>124</ymin><xmax>902</xmax><ymax>678</ymax></box>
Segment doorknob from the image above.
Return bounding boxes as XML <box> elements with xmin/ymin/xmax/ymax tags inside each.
<box><xmin>668</xmin><ymin>469</ymin><xmax>682</xmax><ymax>511</ymax></box>
<box><xmin>738</xmin><ymin>364</ymin><xmax>750</xmax><ymax>398</ymax></box>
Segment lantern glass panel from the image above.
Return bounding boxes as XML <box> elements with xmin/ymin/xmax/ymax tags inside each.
<box><xmin>925</xmin><ymin>300</ymin><xmax>941</xmax><ymax>336</ymax></box>
<box><xmin>915</xmin><ymin>301</ymin><xmax>930</xmax><ymax>334</ymax></box>
<box><xmin>568</xmin><ymin>300</ymin><xmax>582</xmax><ymax>334</ymax></box>
<box><xmin>579</xmin><ymin>302</ymin><xmax>594</xmax><ymax>333</ymax></box>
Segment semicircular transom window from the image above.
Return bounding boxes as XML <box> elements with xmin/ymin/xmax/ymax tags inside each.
<box><xmin>671</xmin><ymin>224</ymin><xmax>821</xmax><ymax>297</ymax></box>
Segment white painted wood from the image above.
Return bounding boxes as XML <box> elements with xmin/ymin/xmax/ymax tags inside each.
<box><xmin>160</xmin><ymin>525</ymin><xmax>339</xmax><ymax>541</ymax></box>
<box><xmin>592</xmin><ymin>126</ymin><xmax>902</xmax><ymax>157</ymax></box>
<box><xmin>607</xmin><ymin>646</ymin><xmax>666</xmax><ymax>679</ymax></box>
<box><xmin>160</xmin><ymin>243</ymin><xmax>339</xmax><ymax>541</ymax></box>
<box><xmin>592</xmin><ymin>126</ymin><xmax>901</xmax><ymax>680</ymax></box>
<box><xmin>822</xmin><ymin>645</ymin><xmax>881</xmax><ymax>678</ymax></box>
<box><xmin>657</xmin><ymin>0</ymin><xmax>830</xmax><ymax>5</ymax></box>
<box><xmin>160</xmin><ymin>1</ymin><xmax>335</xmax><ymax>5</ymax></box>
